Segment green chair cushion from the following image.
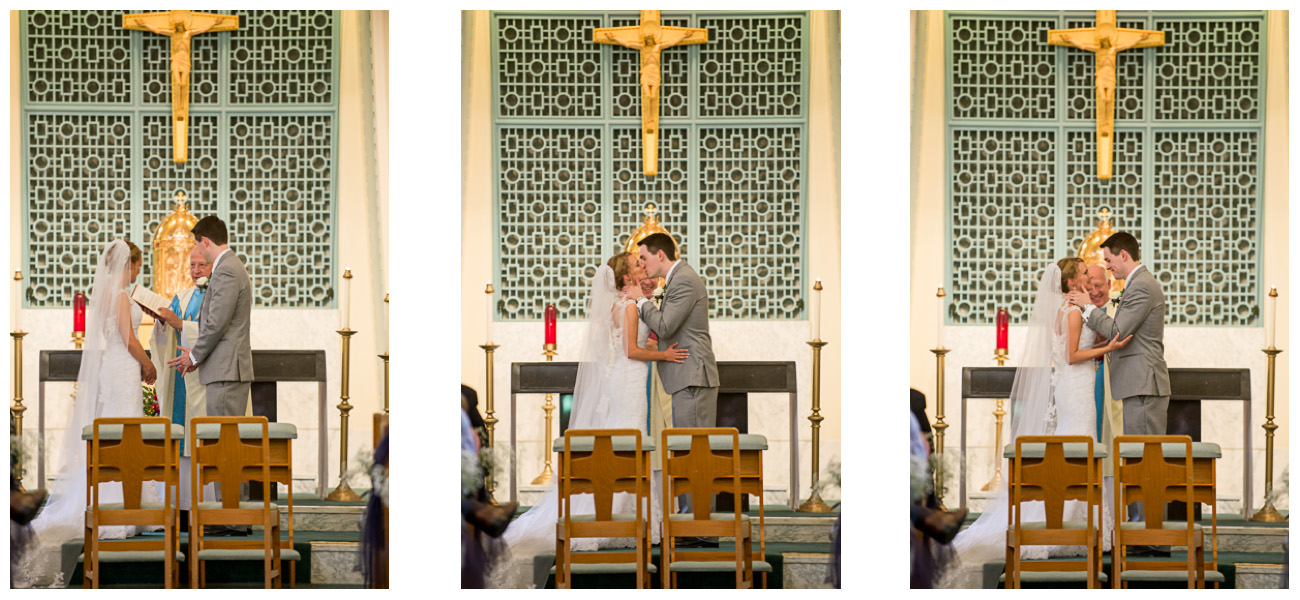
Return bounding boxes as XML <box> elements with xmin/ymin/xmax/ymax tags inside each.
<box><xmin>194</xmin><ymin>423</ymin><xmax>298</xmax><ymax>440</ymax></box>
<box><xmin>1007</xmin><ymin>520</ymin><xmax>1098</xmax><ymax>530</ymax></box>
<box><xmin>1119</xmin><ymin>569</ymin><xmax>1221</xmax><ymax>582</ymax></box>
<box><xmin>556</xmin><ymin>513</ymin><xmax>651</xmax><ymax>522</ymax></box>
<box><xmin>664</xmin><ymin>434</ymin><xmax>768</xmax><ymax>451</ymax></box>
<box><xmin>1003</xmin><ymin>442</ymin><xmax>1108</xmax><ymax>459</ymax></box>
<box><xmin>552</xmin><ymin>435</ymin><xmax>655</xmax><ymax>453</ymax></box>
<box><xmin>196</xmin><ymin>501</ymin><xmax>280</xmax><ymax>511</ymax></box>
<box><xmin>88</xmin><ymin>502</ymin><xmax>170</xmax><ymax>511</ymax></box>
<box><xmin>549</xmin><ymin>562</ymin><xmax>659</xmax><ymax>575</ymax></box>
<box><xmin>1117</xmin><ymin>442</ymin><xmax>1221</xmax><ymax>459</ymax></box>
<box><xmin>196</xmin><ymin>548</ymin><xmax>298</xmax><ymax>561</ymax></box>
<box><xmin>1119</xmin><ymin>521</ymin><xmax>1204</xmax><ymax>531</ymax></box>
<box><xmin>79</xmin><ymin>551</ymin><xmax>186</xmax><ymax>563</ymax></box>
<box><xmin>668</xmin><ymin>513</ymin><xmax>751</xmax><ymax>522</ymax></box>
<box><xmin>1000</xmin><ymin>571</ymin><xmax>1108</xmax><ymax>583</ymax></box>
<box><xmin>82</xmin><ymin>423</ymin><xmax>185</xmax><ymax>441</ymax></box>
<box><xmin>666</xmin><ymin>560</ymin><xmax>772</xmax><ymax>573</ymax></box>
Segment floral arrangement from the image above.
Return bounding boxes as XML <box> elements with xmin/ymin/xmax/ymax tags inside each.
<box><xmin>652</xmin><ymin>286</ymin><xmax>665</xmax><ymax>302</ymax></box>
<box><xmin>195</xmin><ymin>276</ymin><xmax>210</xmax><ymax>290</ymax></box>
<box><xmin>142</xmin><ymin>384</ymin><xmax>159</xmax><ymax>417</ymax></box>
<box><xmin>1110</xmin><ymin>288</ymin><xmax>1124</xmax><ymax>307</ymax></box>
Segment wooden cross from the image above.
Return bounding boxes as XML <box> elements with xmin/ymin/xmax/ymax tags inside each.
<box><xmin>593</xmin><ymin>11</ymin><xmax>708</xmax><ymax>176</ymax></box>
<box><xmin>123</xmin><ymin>10</ymin><xmax>240</xmax><ymax>163</ymax></box>
<box><xmin>1048</xmin><ymin>10</ymin><xmax>1164</xmax><ymax>179</ymax></box>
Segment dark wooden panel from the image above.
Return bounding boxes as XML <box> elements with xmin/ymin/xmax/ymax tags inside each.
<box><xmin>962</xmin><ymin>366</ymin><xmax>1250</xmax><ymax>401</ymax></box>
<box><xmin>511</xmin><ymin>361</ymin><xmax>797</xmax><ymax>395</ymax></box>
<box><xmin>40</xmin><ymin>349</ymin><xmax>327</xmax><ymax>382</ymax></box>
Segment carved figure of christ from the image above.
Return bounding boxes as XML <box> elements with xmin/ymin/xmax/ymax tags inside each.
<box><xmin>1048</xmin><ymin>11</ymin><xmax>1164</xmax><ymax>179</ymax></box>
<box><xmin>124</xmin><ymin>11</ymin><xmax>240</xmax><ymax>163</ymax></box>
<box><xmin>594</xmin><ymin>11</ymin><xmax>707</xmax><ymax>176</ymax></box>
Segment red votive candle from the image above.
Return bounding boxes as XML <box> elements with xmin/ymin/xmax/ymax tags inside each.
<box><xmin>73</xmin><ymin>291</ymin><xmax>87</xmax><ymax>334</ymax></box>
<box><xmin>544</xmin><ymin>303</ymin><xmax>557</xmax><ymax>345</ymax></box>
<box><xmin>996</xmin><ymin>307</ymin><xmax>1009</xmax><ymax>352</ymax></box>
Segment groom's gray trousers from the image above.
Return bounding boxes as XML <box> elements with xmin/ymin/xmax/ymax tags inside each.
<box><xmin>1122</xmin><ymin>394</ymin><xmax>1170</xmax><ymax>529</ymax></box>
<box><xmin>673</xmin><ymin>385</ymin><xmax>720</xmax><ymax>516</ymax></box>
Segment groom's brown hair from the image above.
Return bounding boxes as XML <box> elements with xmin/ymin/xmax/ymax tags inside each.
<box><xmin>192</xmin><ymin>215</ymin><xmax>229</xmax><ymax>246</ymax></box>
<box><xmin>637</xmin><ymin>232</ymin><xmax>677</xmax><ymax>261</ymax></box>
<box><xmin>1100</xmin><ymin>231</ymin><xmax>1140</xmax><ymax>262</ymax></box>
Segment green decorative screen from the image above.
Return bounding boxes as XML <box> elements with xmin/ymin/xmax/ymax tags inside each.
<box><xmin>492</xmin><ymin>11</ymin><xmax>810</xmax><ymax>321</ymax></box>
<box><xmin>21</xmin><ymin>9</ymin><xmax>339</xmax><ymax>308</ymax></box>
<box><xmin>945</xmin><ymin>11</ymin><xmax>1266</xmax><ymax>327</ymax></box>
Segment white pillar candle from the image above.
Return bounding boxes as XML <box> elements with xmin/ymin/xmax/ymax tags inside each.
<box><xmin>811</xmin><ymin>279</ymin><xmax>822</xmax><ymax>341</ymax></box>
<box><xmin>937</xmin><ymin>286</ymin><xmax>946</xmax><ymax>349</ymax></box>
<box><xmin>341</xmin><ymin>269</ymin><xmax>352</xmax><ymax>330</ymax></box>
<box><xmin>12</xmin><ymin>271</ymin><xmax>21</xmax><ymax>332</ymax></box>
<box><xmin>1265</xmin><ymin>286</ymin><xmax>1277</xmax><ymax>348</ymax></box>
<box><xmin>384</xmin><ymin>292</ymin><xmax>390</xmax><ymax>353</ymax></box>
<box><xmin>485</xmin><ymin>283</ymin><xmax>494</xmax><ymax>344</ymax></box>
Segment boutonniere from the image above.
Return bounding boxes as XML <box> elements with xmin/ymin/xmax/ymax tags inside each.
<box><xmin>1110</xmin><ymin>289</ymin><xmax>1123</xmax><ymax>307</ymax></box>
<box><xmin>195</xmin><ymin>276</ymin><xmax>210</xmax><ymax>290</ymax></box>
<box><xmin>652</xmin><ymin>286</ymin><xmax>665</xmax><ymax>302</ymax></box>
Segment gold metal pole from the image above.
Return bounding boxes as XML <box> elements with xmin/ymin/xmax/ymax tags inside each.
<box><xmin>380</xmin><ymin>292</ymin><xmax>388</xmax><ymax>414</ymax></box>
<box><xmin>326</xmin><ymin>326</ymin><xmax>362</xmax><ymax>502</ymax></box>
<box><xmin>931</xmin><ymin>347</ymin><xmax>951</xmax><ymax>509</ymax></box>
<box><xmin>1251</xmin><ymin>345</ymin><xmax>1285</xmax><ymax>522</ymax></box>
<box><xmin>12</xmin><ymin>330</ymin><xmax>28</xmax><ymax>491</ymax></box>
<box><xmin>980</xmin><ymin>352</ymin><xmax>1008</xmax><ymax>492</ymax></box>
<box><xmin>531</xmin><ymin>344</ymin><xmax>558</xmax><ymax>485</ymax></box>
<box><xmin>480</xmin><ymin>343</ymin><xmax>501</xmax><ymax>504</ymax></box>
<box><xmin>797</xmin><ymin>338</ymin><xmax>833</xmax><ymax>512</ymax></box>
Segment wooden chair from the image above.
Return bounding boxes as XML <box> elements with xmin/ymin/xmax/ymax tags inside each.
<box><xmin>664</xmin><ymin>432</ymin><xmax>772</xmax><ymax>587</ymax></box>
<box><xmin>81</xmin><ymin>417</ymin><xmax>185</xmax><ymax>589</ymax></box>
<box><xmin>1003</xmin><ymin>435</ymin><xmax>1106</xmax><ymax>588</ymax></box>
<box><xmin>552</xmin><ymin>428</ymin><xmax>655</xmax><ymax>588</ymax></box>
<box><xmin>1112</xmin><ymin>435</ymin><xmax>1208</xmax><ymax>589</ymax></box>
<box><xmin>188</xmin><ymin>416</ymin><xmax>283</xmax><ymax>588</ymax></box>
<box><xmin>661</xmin><ymin>427</ymin><xmax>754</xmax><ymax>589</ymax></box>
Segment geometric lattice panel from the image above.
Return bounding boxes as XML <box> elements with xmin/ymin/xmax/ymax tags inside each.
<box><xmin>21</xmin><ymin>10</ymin><xmax>339</xmax><ymax>309</ymax></box>
<box><xmin>946</xmin><ymin>11</ymin><xmax>1266</xmax><ymax>326</ymax></box>
<box><xmin>1150</xmin><ymin>131</ymin><xmax>1260</xmax><ymax>326</ymax></box>
<box><xmin>493</xmin><ymin>11</ymin><xmax>808</xmax><ymax>321</ymax></box>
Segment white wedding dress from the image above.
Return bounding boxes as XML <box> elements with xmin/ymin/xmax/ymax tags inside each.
<box><xmin>19</xmin><ymin>241</ymin><xmax>159</xmax><ymax>588</ymax></box>
<box><xmin>944</xmin><ymin>265</ymin><xmax>1115</xmax><ymax>586</ymax></box>
<box><xmin>490</xmin><ymin>268</ymin><xmax>665</xmax><ymax>588</ymax></box>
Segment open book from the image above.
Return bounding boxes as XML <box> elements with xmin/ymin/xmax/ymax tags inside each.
<box><xmin>130</xmin><ymin>285</ymin><xmax>170</xmax><ymax>313</ymax></box>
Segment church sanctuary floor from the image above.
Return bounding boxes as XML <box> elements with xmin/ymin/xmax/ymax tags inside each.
<box><xmin>508</xmin><ymin>505</ymin><xmax>839</xmax><ymax>589</ymax></box>
<box><xmin>951</xmin><ymin>512</ymin><xmax>1289</xmax><ymax>589</ymax></box>
<box><xmin>25</xmin><ymin>493</ymin><xmax>371</xmax><ymax>589</ymax></box>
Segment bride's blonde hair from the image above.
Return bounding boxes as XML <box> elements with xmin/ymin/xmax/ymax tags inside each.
<box><xmin>607</xmin><ymin>252</ymin><xmax>635</xmax><ymax>287</ymax></box>
<box><xmin>1057</xmin><ymin>257</ymin><xmax>1085</xmax><ymax>293</ymax></box>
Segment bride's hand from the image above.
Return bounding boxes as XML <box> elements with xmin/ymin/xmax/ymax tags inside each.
<box><xmin>142</xmin><ymin>362</ymin><xmax>157</xmax><ymax>385</ymax></box>
<box><xmin>1106</xmin><ymin>333</ymin><xmax>1134</xmax><ymax>352</ymax></box>
<box><xmin>662</xmin><ymin>343</ymin><xmax>688</xmax><ymax>363</ymax></box>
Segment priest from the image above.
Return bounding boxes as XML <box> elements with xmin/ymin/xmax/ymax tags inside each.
<box><xmin>147</xmin><ymin>246</ymin><xmax>214</xmax><ymax>524</ymax></box>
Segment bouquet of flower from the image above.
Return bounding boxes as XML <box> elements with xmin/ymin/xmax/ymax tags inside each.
<box><xmin>142</xmin><ymin>384</ymin><xmax>160</xmax><ymax>417</ymax></box>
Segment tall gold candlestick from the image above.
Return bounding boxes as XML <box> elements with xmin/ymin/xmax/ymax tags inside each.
<box><xmin>480</xmin><ymin>343</ymin><xmax>501</xmax><ymax>504</ymax></box>
<box><xmin>380</xmin><ymin>292</ymin><xmax>389</xmax><ymax>414</ymax></box>
<box><xmin>326</xmin><ymin>328</ymin><xmax>362</xmax><ymax>502</ymax></box>
<box><xmin>931</xmin><ymin>346</ymin><xmax>951</xmax><ymax>509</ymax></box>
<box><xmin>797</xmin><ymin>339</ymin><xmax>834</xmax><ymax>512</ymax></box>
<box><xmin>980</xmin><ymin>352</ymin><xmax>1009</xmax><ymax>492</ymax></box>
<box><xmin>1251</xmin><ymin>345</ymin><xmax>1285</xmax><ymax>522</ymax></box>
<box><xmin>531</xmin><ymin>344</ymin><xmax>558</xmax><ymax>486</ymax></box>
<box><xmin>12</xmin><ymin>330</ymin><xmax>28</xmax><ymax>490</ymax></box>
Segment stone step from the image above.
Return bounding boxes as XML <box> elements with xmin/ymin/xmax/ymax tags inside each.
<box><xmin>308</xmin><ymin>541</ymin><xmax>362</xmax><ymax>585</ymax></box>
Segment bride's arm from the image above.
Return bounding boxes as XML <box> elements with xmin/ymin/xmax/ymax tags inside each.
<box><xmin>118</xmin><ymin>295</ymin><xmax>158</xmax><ymax>384</ymax></box>
<box><xmin>623</xmin><ymin>303</ymin><xmax>687</xmax><ymax>363</ymax></box>
<box><xmin>1067</xmin><ymin>309</ymin><xmax>1131</xmax><ymax>364</ymax></box>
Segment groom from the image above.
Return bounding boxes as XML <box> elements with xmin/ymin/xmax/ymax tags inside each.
<box><xmin>168</xmin><ymin>215</ymin><xmax>255</xmax><ymax>535</ymax></box>
<box><xmin>1067</xmin><ymin>231</ymin><xmax>1170</xmax><ymax>553</ymax></box>
<box><xmin>635</xmin><ymin>233</ymin><xmax>720</xmax><ymax>546</ymax></box>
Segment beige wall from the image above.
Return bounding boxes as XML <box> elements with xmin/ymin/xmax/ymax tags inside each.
<box><xmin>9</xmin><ymin>10</ymin><xmax>388</xmax><ymax>492</ymax></box>
<box><xmin>911</xmin><ymin>10</ymin><xmax>1288</xmax><ymax>509</ymax></box>
<box><xmin>461</xmin><ymin>10</ymin><xmax>841</xmax><ymax>502</ymax></box>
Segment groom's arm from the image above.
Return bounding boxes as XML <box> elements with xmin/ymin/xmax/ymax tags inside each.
<box><xmin>189</xmin><ymin>267</ymin><xmax>238</xmax><ymax>365</ymax></box>
<box><xmin>1086</xmin><ymin>278</ymin><xmax>1152</xmax><ymax>340</ymax></box>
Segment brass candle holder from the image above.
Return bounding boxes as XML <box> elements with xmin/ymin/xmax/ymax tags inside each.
<box><xmin>12</xmin><ymin>330</ymin><xmax>28</xmax><ymax>490</ymax></box>
<box><xmin>1251</xmin><ymin>345</ymin><xmax>1285</xmax><ymax>522</ymax></box>
<box><xmin>380</xmin><ymin>293</ymin><xmax>388</xmax><ymax>414</ymax></box>
<box><xmin>531</xmin><ymin>344</ymin><xmax>558</xmax><ymax>486</ymax></box>
<box><xmin>480</xmin><ymin>342</ymin><xmax>501</xmax><ymax>504</ymax></box>
<box><xmin>980</xmin><ymin>351</ymin><xmax>1009</xmax><ymax>492</ymax></box>
<box><xmin>326</xmin><ymin>327</ymin><xmax>362</xmax><ymax>502</ymax></box>
<box><xmin>931</xmin><ymin>346</ymin><xmax>951</xmax><ymax>509</ymax></box>
<box><xmin>797</xmin><ymin>339</ymin><xmax>834</xmax><ymax>512</ymax></box>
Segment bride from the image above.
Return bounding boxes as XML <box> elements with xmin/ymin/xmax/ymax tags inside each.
<box><xmin>947</xmin><ymin>258</ymin><xmax>1131</xmax><ymax>579</ymax></box>
<box><xmin>21</xmin><ymin>240</ymin><xmax>160</xmax><ymax>586</ymax></box>
<box><xmin>491</xmin><ymin>252</ymin><xmax>688</xmax><ymax>588</ymax></box>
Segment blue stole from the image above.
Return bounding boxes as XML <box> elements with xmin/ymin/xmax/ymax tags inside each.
<box><xmin>1094</xmin><ymin>306</ymin><xmax>1106</xmax><ymax>440</ymax></box>
<box><xmin>171</xmin><ymin>288</ymin><xmax>206</xmax><ymax>427</ymax></box>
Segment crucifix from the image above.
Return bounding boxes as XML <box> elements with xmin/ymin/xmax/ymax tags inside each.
<box><xmin>1048</xmin><ymin>10</ymin><xmax>1164</xmax><ymax>179</ymax></box>
<box><xmin>123</xmin><ymin>10</ymin><xmax>240</xmax><ymax>163</ymax></box>
<box><xmin>593</xmin><ymin>11</ymin><xmax>708</xmax><ymax>176</ymax></box>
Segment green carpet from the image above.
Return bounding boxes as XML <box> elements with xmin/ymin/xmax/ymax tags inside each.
<box><xmin>982</xmin><ymin>551</ymin><xmax>1288</xmax><ymax>589</ymax></box>
<box><xmin>531</xmin><ymin>541</ymin><xmax>831</xmax><ymax>589</ymax></box>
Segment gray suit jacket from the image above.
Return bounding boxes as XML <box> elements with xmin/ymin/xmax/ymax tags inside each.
<box><xmin>1085</xmin><ymin>265</ymin><xmax>1170</xmax><ymax>399</ymax></box>
<box><xmin>638</xmin><ymin>261</ymin><xmax>719</xmax><ymax>394</ymax></box>
<box><xmin>190</xmin><ymin>250</ymin><xmax>254</xmax><ymax>386</ymax></box>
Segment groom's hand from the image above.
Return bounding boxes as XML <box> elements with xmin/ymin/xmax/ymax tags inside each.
<box><xmin>167</xmin><ymin>346</ymin><xmax>195</xmax><ymax>374</ymax></box>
